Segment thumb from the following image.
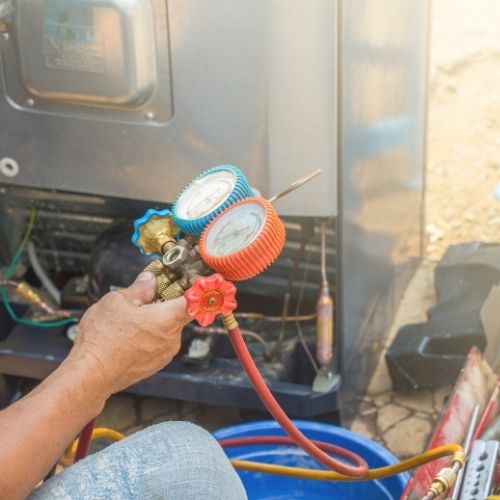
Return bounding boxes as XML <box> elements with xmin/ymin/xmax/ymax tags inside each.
<box><xmin>120</xmin><ymin>272</ymin><xmax>156</xmax><ymax>306</ymax></box>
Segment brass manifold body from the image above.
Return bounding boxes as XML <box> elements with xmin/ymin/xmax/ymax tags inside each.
<box><xmin>144</xmin><ymin>234</ymin><xmax>210</xmax><ymax>302</ymax></box>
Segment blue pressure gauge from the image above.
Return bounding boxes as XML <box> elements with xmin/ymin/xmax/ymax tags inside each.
<box><xmin>172</xmin><ymin>165</ymin><xmax>253</xmax><ymax>236</ymax></box>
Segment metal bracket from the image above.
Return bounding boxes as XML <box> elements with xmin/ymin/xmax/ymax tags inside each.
<box><xmin>460</xmin><ymin>439</ymin><xmax>499</xmax><ymax>499</ymax></box>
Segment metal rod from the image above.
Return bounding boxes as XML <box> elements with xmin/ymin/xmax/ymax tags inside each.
<box><xmin>320</xmin><ymin>220</ymin><xmax>328</xmax><ymax>287</ymax></box>
<box><xmin>268</xmin><ymin>169</ymin><xmax>322</xmax><ymax>203</ymax></box>
<box><xmin>450</xmin><ymin>404</ymin><xmax>481</xmax><ymax>500</ymax></box>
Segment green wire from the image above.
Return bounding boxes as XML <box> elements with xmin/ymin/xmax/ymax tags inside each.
<box><xmin>1</xmin><ymin>208</ymin><xmax>76</xmax><ymax>328</ymax></box>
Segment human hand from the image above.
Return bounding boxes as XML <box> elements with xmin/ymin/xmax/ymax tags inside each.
<box><xmin>69</xmin><ymin>272</ymin><xmax>191</xmax><ymax>397</ymax></box>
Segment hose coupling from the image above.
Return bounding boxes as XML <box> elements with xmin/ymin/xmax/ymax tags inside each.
<box><xmin>221</xmin><ymin>313</ymin><xmax>238</xmax><ymax>331</ymax></box>
<box><xmin>451</xmin><ymin>449</ymin><xmax>466</xmax><ymax>469</ymax></box>
<box><xmin>425</xmin><ymin>466</ymin><xmax>458</xmax><ymax>498</ymax></box>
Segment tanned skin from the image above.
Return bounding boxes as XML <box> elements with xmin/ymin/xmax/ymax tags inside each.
<box><xmin>0</xmin><ymin>272</ymin><xmax>191</xmax><ymax>499</ymax></box>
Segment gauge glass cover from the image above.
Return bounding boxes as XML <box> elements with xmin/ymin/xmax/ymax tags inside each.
<box><xmin>204</xmin><ymin>202</ymin><xmax>267</xmax><ymax>256</ymax></box>
<box><xmin>175</xmin><ymin>170</ymin><xmax>237</xmax><ymax>220</ymax></box>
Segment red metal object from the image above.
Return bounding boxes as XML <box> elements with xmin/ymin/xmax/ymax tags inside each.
<box><xmin>184</xmin><ymin>274</ymin><xmax>237</xmax><ymax>326</ymax></box>
<box><xmin>402</xmin><ymin>347</ymin><xmax>499</xmax><ymax>499</ymax></box>
<box><xmin>474</xmin><ymin>382</ymin><xmax>500</xmax><ymax>440</ymax></box>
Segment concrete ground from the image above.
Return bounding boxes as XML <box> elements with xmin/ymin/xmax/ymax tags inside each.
<box><xmin>349</xmin><ymin>262</ymin><xmax>451</xmax><ymax>458</ymax></box>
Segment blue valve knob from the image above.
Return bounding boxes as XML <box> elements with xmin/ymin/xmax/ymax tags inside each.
<box><xmin>131</xmin><ymin>208</ymin><xmax>178</xmax><ymax>256</ymax></box>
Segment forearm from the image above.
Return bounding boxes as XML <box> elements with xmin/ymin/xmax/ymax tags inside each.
<box><xmin>0</xmin><ymin>350</ymin><xmax>108</xmax><ymax>499</ymax></box>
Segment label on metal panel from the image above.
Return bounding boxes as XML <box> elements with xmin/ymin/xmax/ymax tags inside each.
<box><xmin>42</xmin><ymin>0</ymin><xmax>105</xmax><ymax>74</ymax></box>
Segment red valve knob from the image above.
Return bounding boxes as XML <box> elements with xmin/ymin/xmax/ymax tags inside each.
<box><xmin>184</xmin><ymin>274</ymin><xmax>237</xmax><ymax>327</ymax></box>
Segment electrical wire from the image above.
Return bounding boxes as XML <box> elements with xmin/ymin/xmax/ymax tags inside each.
<box><xmin>1</xmin><ymin>209</ymin><xmax>76</xmax><ymax>328</ymax></box>
<box><xmin>27</xmin><ymin>241</ymin><xmax>61</xmax><ymax>305</ymax></box>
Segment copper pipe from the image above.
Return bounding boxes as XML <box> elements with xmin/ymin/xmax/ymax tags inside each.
<box><xmin>235</xmin><ymin>312</ymin><xmax>316</xmax><ymax>322</ymax></box>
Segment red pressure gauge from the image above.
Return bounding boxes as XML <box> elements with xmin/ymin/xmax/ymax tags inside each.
<box><xmin>198</xmin><ymin>197</ymin><xmax>286</xmax><ymax>281</ymax></box>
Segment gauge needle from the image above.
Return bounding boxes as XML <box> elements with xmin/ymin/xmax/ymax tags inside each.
<box><xmin>220</xmin><ymin>226</ymin><xmax>250</xmax><ymax>240</ymax></box>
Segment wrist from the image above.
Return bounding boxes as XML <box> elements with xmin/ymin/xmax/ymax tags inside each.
<box><xmin>61</xmin><ymin>348</ymin><xmax>111</xmax><ymax>412</ymax></box>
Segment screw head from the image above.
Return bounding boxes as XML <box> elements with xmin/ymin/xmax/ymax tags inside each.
<box><xmin>145</xmin><ymin>111</ymin><xmax>155</xmax><ymax>121</ymax></box>
<box><xmin>26</xmin><ymin>98</ymin><xmax>35</xmax><ymax>107</ymax></box>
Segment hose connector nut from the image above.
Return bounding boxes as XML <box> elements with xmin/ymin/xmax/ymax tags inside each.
<box><xmin>451</xmin><ymin>450</ymin><xmax>466</xmax><ymax>468</ymax></box>
<box><xmin>427</xmin><ymin>467</ymin><xmax>457</xmax><ymax>497</ymax></box>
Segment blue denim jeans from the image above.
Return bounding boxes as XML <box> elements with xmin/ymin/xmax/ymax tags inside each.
<box><xmin>29</xmin><ymin>422</ymin><xmax>247</xmax><ymax>500</ymax></box>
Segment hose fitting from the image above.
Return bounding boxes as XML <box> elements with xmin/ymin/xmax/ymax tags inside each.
<box><xmin>426</xmin><ymin>467</ymin><xmax>457</xmax><ymax>498</ymax></box>
<box><xmin>424</xmin><ymin>451</ymin><xmax>465</xmax><ymax>499</ymax></box>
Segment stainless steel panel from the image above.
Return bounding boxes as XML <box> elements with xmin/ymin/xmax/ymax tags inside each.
<box><xmin>2</xmin><ymin>0</ymin><xmax>171</xmax><ymax>123</ymax></box>
<box><xmin>338</xmin><ymin>0</ymin><xmax>429</xmax><ymax>421</ymax></box>
<box><xmin>0</xmin><ymin>0</ymin><xmax>337</xmax><ymax>216</ymax></box>
<box><xmin>15</xmin><ymin>0</ymin><xmax>157</xmax><ymax>105</ymax></box>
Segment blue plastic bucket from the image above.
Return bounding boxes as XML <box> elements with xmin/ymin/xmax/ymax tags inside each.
<box><xmin>214</xmin><ymin>420</ymin><xmax>408</xmax><ymax>500</ymax></box>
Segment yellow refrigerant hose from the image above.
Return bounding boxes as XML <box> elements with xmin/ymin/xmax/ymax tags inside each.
<box><xmin>67</xmin><ymin>429</ymin><xmax>464</xmax><ymax>493</ymax></box>
<box><xmin>231</xmin><ymin>443</ymin><xmax>464</xmax><ymax>481</ymax></box>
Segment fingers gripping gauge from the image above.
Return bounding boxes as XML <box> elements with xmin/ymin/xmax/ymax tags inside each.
<box><xmin>199</xmin><ymin>197</ymin><xmax>286</xmax><ymax>281</ymax></box>
<box><xmin>172</xmin><ymin>165</ymin><xmax>254</xmax><ymax>236</ymax></box>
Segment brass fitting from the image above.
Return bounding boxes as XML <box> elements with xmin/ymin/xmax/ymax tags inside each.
<box><xmin>425</xmin><ymin>454</ymin><xmax>465</xmax><ymax>499</ymax></box>
<box><xmin>144</xmin><ymin>259</ymin><xmax>166</xmax><ymax>277</ymax></box>
<box><xmin>135</xmin><ymin>213</ymin><xmax>177</xmax><ymax>255</ymax></box>
<box><xmin>15</xmin><ymin>282</ymin><xmax>42</xmax><ymax>305</ymax></box>
<box><xmin>451</xmin><ymin>450</ymin><xmax>466</xmax><ymax>469</ymax></box>
<box><xmin>160</xmin><ymin>281</ymin><xmax>184</xmax><ymax>301</ymax></box>
<box><xmin>221</xmin><ymin>313</ymin><xmax>238</xmax><ymax>331</ymax></box>
<box><xmin>144</xmin><ymin>234</ymin><xmax>210</xmax><ymax>302</ymax></box>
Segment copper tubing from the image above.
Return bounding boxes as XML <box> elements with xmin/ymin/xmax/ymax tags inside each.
<box><xmin>235</xmin><ymin>312</ymin><xmax>316</xmax><ymax>322</ymax></box>
<box><xmin>1</xmin><ymin>280</ymin><xmax>71</xmax><ymax>318</ymax></box>
<box><xmin>0</xmin><ymin>280</ymin><xmax>19</xmax><ymax>287</ymax></box>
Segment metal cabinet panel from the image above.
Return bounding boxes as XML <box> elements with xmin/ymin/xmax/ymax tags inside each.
<box><xmin>338</xmin><ymin>0</ymin><xmax>429</xmax><ymax>420</ymax></box>
<box><xmin>0</xmin><ymin>0</ymin><xmax>338</xmax><ymax>216</ymax></box>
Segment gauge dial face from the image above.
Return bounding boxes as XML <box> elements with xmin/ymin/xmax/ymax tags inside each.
<box><xmin>204</xmin><ymin>202</ymin><xmax>267</xmax><ymax>256</ymax></box>
<box><xmin>175</xmin><ymin>170</ymin><xmax>237</xmax><ymax>220</ymax></box>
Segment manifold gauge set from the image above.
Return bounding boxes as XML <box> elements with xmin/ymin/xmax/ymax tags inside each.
<box><xmin>131</xmin><ymin>165</ymin><xmax>317</xmax><ymax>322</ymax></box>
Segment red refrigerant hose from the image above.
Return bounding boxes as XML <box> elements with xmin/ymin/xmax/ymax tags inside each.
<box><xmin>73</xmin><ymin>418</ymin><xmax>97</xmax><ymax>463</ymax></box>
<box><xmin>71</xmin><ymin>322</ymin><xmax>368</xmax><ymax>477</ymax></box>
<box><xmin>218</xmin><ymin>436</ymin><xmax>366</xmax><ymax>469</ymax></box>
<box><xmin>226</xmin><ymin>323</ymin><xmax>369</xmax><ymax>477</ymax></box>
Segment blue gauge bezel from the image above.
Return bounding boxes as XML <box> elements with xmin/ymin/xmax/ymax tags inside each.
<box><xmin>172</xmin><ymin>165</ymin><xmax>253</xmax><ymax>236</ymax></box>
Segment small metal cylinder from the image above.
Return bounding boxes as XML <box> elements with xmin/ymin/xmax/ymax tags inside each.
<box><xmin>316</xmin><ymin>288</ymin><xmax>334</xmax><ymax>367</ymax></box>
